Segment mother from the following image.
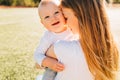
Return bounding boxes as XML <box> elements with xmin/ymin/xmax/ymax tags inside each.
<box><xmin>41</xmin><ymin>0</ymin><xmax>119</xmax><ymax>80</ymax></box>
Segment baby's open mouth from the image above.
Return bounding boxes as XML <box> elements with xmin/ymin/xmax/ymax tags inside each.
<box><xmin>52</xmin><ymin>21</ymin><xmax>60</xmax><ymax>26</ymax></box>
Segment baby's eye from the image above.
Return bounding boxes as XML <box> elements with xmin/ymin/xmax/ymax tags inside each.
<box><xmin>54</xmin><ymin>11</ymin><xmax>59</xmax><ymax>14</ymax></box>
<box><xmin>44</xmin><ymin>16</ymin><xmax>50</xmax><ymax>19</ymax></box>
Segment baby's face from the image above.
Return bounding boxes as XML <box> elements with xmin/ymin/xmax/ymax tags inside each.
<box><xmin>39</xmin><ymin>2</ymin><xmax>66</xmax><ymax>33</ymax></box>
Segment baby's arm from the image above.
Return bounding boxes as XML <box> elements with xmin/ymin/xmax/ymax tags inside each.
<box><xmin>34</xmin><ymin>32</ymin><xmax>53</xmax><ymax>67</ymax></box>
<box><xmin>45</xmin><ymin>46</ymin><xmax>57</xmax><ymax>59</ymax></box>
<box><xmin>35</xmin><ymin>46</ymin><xmax>64</xmax><ymax>72</ymax></box>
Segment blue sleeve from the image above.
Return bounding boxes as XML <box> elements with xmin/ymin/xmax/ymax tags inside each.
<box><xmin>34</xmin><ymin>31</ymin><xmax>52</xmax><ymax>66</ymax></box>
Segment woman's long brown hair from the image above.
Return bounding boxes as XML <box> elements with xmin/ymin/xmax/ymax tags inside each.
<box><xmin>61</xmin><ymin>0</ymin><xmax>119</xmax><ymax>80</ymax></box>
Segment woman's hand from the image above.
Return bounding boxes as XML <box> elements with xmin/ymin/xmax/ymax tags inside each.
<box><xmin>42</xmin><ymin>57</ymin><xmax>65</xmax><ymax>72</ymax></box>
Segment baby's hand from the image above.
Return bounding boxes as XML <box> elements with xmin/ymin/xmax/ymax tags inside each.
<box><xmin>35</xmin><ymin>63</ymin><xmax>40</xmax><ymax>69</ymax></box>
<box><xmin>51</xmin><ymin>61</ymin><xmax>65</xmax><ymax>72</ymax></box>
<box><xmin>35</xmin><ymin>63</ymin><xmax>44</xmax><ymax>69</ymax></box>
<box><xmin>42</xmin><ymin>57</ymin><xmax>65</xmax><ymax>72</ymax></box>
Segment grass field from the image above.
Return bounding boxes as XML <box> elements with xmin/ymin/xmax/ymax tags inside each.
<box><xmin>0</xmin><ymin>7</ymin><xmax>120</xmax><ymax>80</ymax></box>
<box><xmin>0</xmin><ymin>8</ymin><xmax>45</xmax><ymax>80</ymax></box>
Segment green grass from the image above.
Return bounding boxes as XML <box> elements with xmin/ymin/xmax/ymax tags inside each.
<box><xmin>0</xmin><ymin>8</ymin><xmax>45</xmax><ymax>80</ymax></box>
<box><xmin>0</xmin><ymin>8</ymin><xmax>120</xmax><ymax>80</ymax></box>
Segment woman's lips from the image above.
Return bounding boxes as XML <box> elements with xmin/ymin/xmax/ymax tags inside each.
<box><xmin>52</xmin><ymin>21</ymin><xmax>60</xmax><ymax>26</ymax></box>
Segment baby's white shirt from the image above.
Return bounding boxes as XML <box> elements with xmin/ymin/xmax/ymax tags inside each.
<box><xmin>34</xmin><ymin>28</ymin><xmax>74</xmax><ymax>66</ymax></box>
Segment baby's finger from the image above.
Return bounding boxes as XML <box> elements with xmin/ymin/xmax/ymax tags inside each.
<box><xmin>56</xmin><ymin>62</ymin><xmax>64</xmax><ymax>67</ymax></box>
<box><xmin>56</xmin><ymin>66</ymin><xmax>65</xmax><ymax>72</ymax></box>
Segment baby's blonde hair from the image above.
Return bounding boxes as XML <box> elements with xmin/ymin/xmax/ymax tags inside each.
<box><xmin>38</xmin><ymin>0</ymin><xmax>61</xmax><ymax>19</ymax></box>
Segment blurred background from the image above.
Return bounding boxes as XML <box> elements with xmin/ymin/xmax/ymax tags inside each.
<box><xmin>0</xmin><ymin>0</ymin><xmax>120</xmax><ymax>80</ymax></box>
<box><xmin>0</xmin><ymin>0</ymin><xmax>120</xmax><ymax>7</ymax></box>
<box><xmin>0</xmin><ymin>0</ymin><xmax>40</xmax><ymax>7</ymax></box>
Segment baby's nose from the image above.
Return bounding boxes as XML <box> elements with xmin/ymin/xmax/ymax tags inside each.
<box><xmin>51</xmin><ymin>15</ymin><xmax>58</xmax><ymax>21</ymax></box>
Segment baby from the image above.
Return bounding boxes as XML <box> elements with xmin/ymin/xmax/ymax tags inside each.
<box><xmin>34</xmin><ymin>0</ymin><xmax>75</xmax><ymax>80</ymax></box>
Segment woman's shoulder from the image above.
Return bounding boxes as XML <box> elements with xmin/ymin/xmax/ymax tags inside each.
<box><xmin>54</xmin><ymin>40</ymin><xmax>80</xmax><ymax>48</ymax></box>
<box><xmin>53</xmin><ymin>40</ymin><xmax>81</xmax><ymax>62</ymax></box>
<box><xmin>53</xmin><ymin>40</ymin><xmax>81</xmax><ymax>55</ymax></box>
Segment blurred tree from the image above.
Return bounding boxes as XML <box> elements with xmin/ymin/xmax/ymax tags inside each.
<box><xmin>32</xmin><ymin>0</ymin><xmax>40</xmax><ymax>6</ymax></box>
<box><xmin>0</xmin><ymin>0</ymin><xmax>13</xmax><ymax>6</ymax></box>
<box><xmin>114</xmin><ymin>0</ymin><xmax>120</xmax><ymax>3</ymax></box>
<box><xmin>0</xmin><ymin>0</ymin><xmax>119</xmax><ymax>7</ymax></box>
<box><xmin>106</xmin><ymin>0</ymin><xmax>110</xmax><ymax>3</ymax></box>
<box><xmin>12</xmin><ymin>0</ymin><xmax>25</xmax><ymax>6</ymax></box>
<box><xmin>0</xmin><ymin>0</ymin><xmax>41</xmax><ymax>7</ymax></box>
<box><xmin>107</xmin><ymin>0</ymin><xmax>120</xmax><ymax>3</ymax></box>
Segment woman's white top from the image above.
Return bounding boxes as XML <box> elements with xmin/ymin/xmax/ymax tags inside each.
<box><xmin>34</xmin><ymin>28</ymin><xmax>74</xmax><ymax>66</ymax></box>
<box><xmin>54</xmin><ymin>40</ymin><xmax>93</xmax><ymax>80</ymax></box>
